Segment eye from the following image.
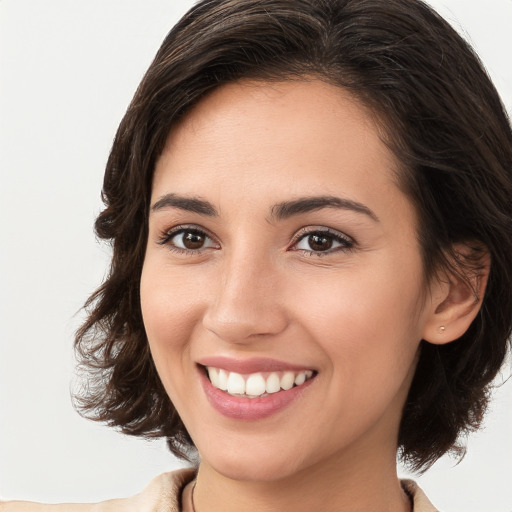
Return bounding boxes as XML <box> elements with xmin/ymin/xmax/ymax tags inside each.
<box><xmin>158</xmin><ymin>226</ymin><xmax>219</xmax><ymax>253</ymax></box>
<box><xmin>292</xmin><ymin>228</ymin><xmax>354</xmax><ymax>254</ymax></box>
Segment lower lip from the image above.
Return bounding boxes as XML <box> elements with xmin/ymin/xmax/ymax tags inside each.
<box><xmin>198</xmin><ymin>367</ymin><xmax>315</xmax><ymax>420</ymax></box>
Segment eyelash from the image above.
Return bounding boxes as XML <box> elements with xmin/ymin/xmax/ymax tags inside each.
<box><xmin>157</xmin><ymin>225</ymin><xmax>219</xmax><ymax>255</ymax></box>
<box><xmin>157</xmin><ymin>225</ymin><xmax>355</xmax><ymax>256</ymax></box>
<box><xmin>290</xmin><ymin>227</ymin><xmax>355</xmax><ymax>256</ymax></box>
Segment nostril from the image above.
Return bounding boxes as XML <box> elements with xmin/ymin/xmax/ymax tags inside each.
<box><xmin>202</xmin><ymin>309</ymin><xmax>289</xmax><ymax>343</ymax></box>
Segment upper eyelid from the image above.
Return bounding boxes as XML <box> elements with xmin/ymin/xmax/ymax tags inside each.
<box><xmin>157</xmin><ymin>224</ymin><xmax>218</xmax><ymax>245</ymax></box>
<box><xmin>291</xmin><ymin>226</ymin><xmax>354</xmax><ymax>244</ymax></box>
<box><xmin>156</xmin><ymin>223</ymin><xmax>354</xmax><ymax>249</ymax></box>
<box><xmin>289</xmin><ymin>227</ymin><xmax>356</xmax><ymax>257</ymax></box>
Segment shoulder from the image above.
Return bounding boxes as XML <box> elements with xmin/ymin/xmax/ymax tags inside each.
<box><xmin>0</xmin><ymin>468</ymin><xmax>196</xmax><ymax>512</ymax></box>
<box><xmin>401</xmin><ymin>479</ymin><xmax>440</xmax><ymax>512</ymax></box>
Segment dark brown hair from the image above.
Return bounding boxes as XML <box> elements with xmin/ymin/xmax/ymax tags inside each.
<box><xmin>74</xmin><ymin>0</ymin><xmax>512</xmax><ymax>471</ymax></box>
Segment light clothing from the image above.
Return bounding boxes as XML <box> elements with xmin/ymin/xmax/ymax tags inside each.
<box><xmin>1</xmin><ymin>468</ymin><xmax>439</xmax><ymax>511</ymax></box>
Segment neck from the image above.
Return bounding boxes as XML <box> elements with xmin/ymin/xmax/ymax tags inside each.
<box><xmin>192</xmin><ymin>448</ymin><xmax>411</xmax><ymax>512</ymax></box>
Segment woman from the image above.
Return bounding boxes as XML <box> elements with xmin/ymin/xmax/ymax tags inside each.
<box><xmin>3</xmin><ymin>0</ymin><xmax>511</xmax><ymax>510</ymax></box>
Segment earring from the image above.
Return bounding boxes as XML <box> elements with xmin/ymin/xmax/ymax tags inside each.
<box><xmin>439</xmin><ymin>325</ymin><xmax>446</xmax><ymax>333</ymax></box>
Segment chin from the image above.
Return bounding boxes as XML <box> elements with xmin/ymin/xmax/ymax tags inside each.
<box><xmin>199</xmin><ymin>443</ymin><xmax>311</xmax><ymax>483</ymax></box>
<box><xmin>212</xmin><ymin>459</ymin><xmax>303</xmax><ymax>483</ymax></box>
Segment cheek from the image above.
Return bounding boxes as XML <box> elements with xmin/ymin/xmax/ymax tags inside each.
<box><xmin>140</xmin><ymin>259</ymin><xmax>202</xmax><ymax>341</ymax></box>
<box><xmin>139</xmin><ymin>260</ymin><xmax>204</xmax><ymax>397</ymax></box>
<box><xmin>289</xmin><ymin>257</ymin><xmax>425</xmax><ymax>376</ymax></box>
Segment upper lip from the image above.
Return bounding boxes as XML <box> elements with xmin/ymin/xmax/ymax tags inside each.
<box><xmin>197</xmin><ymin>356</ymin><xmax>315</xmax><ymax>374</ymax></box>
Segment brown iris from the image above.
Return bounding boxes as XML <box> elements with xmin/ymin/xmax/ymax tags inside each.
<box><xmin>307</xmin><ymin>234</ymin><xmax>333</xmax><ymax>251</ymax></box>
<box><xmin>182</xmin><ymin>230</ymin><xmax>206</xmax><ymax>250</ymax></box>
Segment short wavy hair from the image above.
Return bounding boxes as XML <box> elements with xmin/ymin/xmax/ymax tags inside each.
<box><xmin>74</xmin><ymin>0</ymin><xmax>512</xmax><ymax>472</ymax></box>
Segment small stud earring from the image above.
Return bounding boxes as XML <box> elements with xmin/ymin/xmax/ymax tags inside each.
<box><xmin>439</xmin><ymin>325</ymin><xmax>446</xmax><ymax>333</ymax></box>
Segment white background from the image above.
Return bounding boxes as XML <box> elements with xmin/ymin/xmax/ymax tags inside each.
<box><xmin>1</xmin><ymin>1</ymin><xmax>511</xmax><ymax>510</ymax></box>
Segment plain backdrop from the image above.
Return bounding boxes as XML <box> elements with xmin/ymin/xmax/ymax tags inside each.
<box><xmin>1</xmin><ymin>0</ymin><xmax>511</xmax><ymax>510</ymax></box>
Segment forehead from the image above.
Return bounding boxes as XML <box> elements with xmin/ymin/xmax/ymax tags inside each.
<box><xmin>163</xmin><ymin>79</ymin><xmax>381</xmax><ymax>152</ymax></box>
<box><xmin>152</xmin><ymin>80</ymin><xmax>408</xmax><ymax>224</ymax></box>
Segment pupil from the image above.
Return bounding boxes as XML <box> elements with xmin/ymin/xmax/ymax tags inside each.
<box><xmin>309</xmin><ymin>234</ymin><xmax>332</xmax><ymax>251</ymax></box>
<box><xmin>183</xmin><ymin>231</ymin><xmax>205</xmax><ymax>249</ymax></box>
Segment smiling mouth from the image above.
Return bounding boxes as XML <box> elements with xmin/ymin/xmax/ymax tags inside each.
<box><xmin>203</xmin><ymin>366</ymin><xmax>316</xmax><ymax>399</ymax></box>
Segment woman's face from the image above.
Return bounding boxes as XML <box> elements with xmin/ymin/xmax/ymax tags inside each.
<box><xmin>141</xmin><ymin>80</ymin><xmax>434</xmax><ymax>481</ymax></box>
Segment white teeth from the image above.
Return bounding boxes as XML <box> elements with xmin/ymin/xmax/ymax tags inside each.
<box><xmin>218</xmin><ymin>369</ymin><xmax>228</xmax><ymax>391</ymax></box>
<box><xmin>227</xmin><ymin>372</ymin><xmax>245</xmax><ymax>395</ymax></box>
<box><xmin>207</xmin><ymin>367</ymin><xmax>219</xmax><ymax>388</ymax></box>
<box><xmin>294</xmin><ymin>372</ymin><xmax>306</xmax><ymax>386</ymax></box>
<box><xmin>245</xmin><ymin>374</ymin><xmax>266</xmax><ymax>396</ymax></box>
<box><xmin>280</xmin><ymin>371</ymin><xmax>295</xmax><ymax>390</ymax></box>
<box><xmin>206</xmin><ymin>367</ymin><xmax>315</xmax><ymax>397</ymax></box>
<box><xmin>266</xmin><ymin>373</ymin><xmax>281</xmax><ymax>394</ymax></box>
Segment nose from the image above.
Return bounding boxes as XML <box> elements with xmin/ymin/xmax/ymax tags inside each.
<box><xmin>202</xmin><ymin>251</ymin><xmax>288</xmax><ymax>343</ymax></box>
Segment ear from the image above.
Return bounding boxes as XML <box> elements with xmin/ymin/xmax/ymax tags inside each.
<box><xmin>422</xmin><ymin>243</ymin><xmax>490</xmax><ymax>345</ymax></box>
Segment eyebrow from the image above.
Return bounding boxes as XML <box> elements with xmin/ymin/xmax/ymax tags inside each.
<box><xmin>151</xmin><ymin>193</ymin><xmax>218</xmax><ymax>216</ymax></box>
<box><xmin>151</xmin><ymin>193</ymin><xmax>378</xmax><ymax>222</ymax></box>
<box><xmin>270</xmin><ymin>195</ymin><xmax>379</xmax><ymax>222</ymax></box>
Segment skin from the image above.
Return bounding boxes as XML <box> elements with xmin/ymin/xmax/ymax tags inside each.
<box><xmin>140</xmin><ymin>80</ymin><xmax>481</xmax><ymax>512</ymax></box>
